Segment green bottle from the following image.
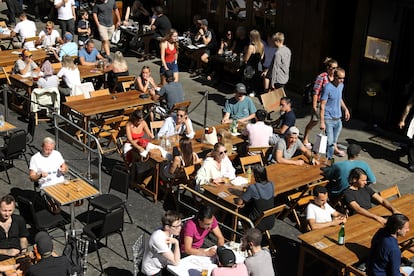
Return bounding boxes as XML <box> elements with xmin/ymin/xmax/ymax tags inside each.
<box><xmin>331</xmin><ymin>157</ymin><xmax>335</xmax><ymax>166</ymax></box>
<box><xmin>338</xmin><ymin>224</ymin><xmax>345</xmax><ymax>245</ymax></box>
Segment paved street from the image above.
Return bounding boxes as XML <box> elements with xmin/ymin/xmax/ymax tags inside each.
<box><xmin>1</xmin><ymin>5</ymin><xmax>414</xmax><ymax>275</ymax></box>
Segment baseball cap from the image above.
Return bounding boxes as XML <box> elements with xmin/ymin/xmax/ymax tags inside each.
<box><xmin>21</xmin><ymin>49</ymin><xmax>32</xmax><ymax>57</ymax></box>
<box><xmin>347</xmin><ymin>144</ymin><xmax>361</xmax><ymax>157</ymax></box>
<box><xmin>35</xmin><ymin>231</ymin><xmax>53</xmax><ymax>255</ymax></box>
<box><xmin>65</xmin><ymin>33</ymin><xmax>73</xmax><ymax>41</ymax></box>
<box><xmin>217</xmin><ymin>246</ymin><xmax>236</xmax><ymax>267</ymax></box>
<box><xmin>287</xmin><ymin>126</ymin><xmax>300</xmax><ymax>136</ymax></box>
<box><xmin>235</xmin><ymin>83</ymin><xmax>247</xmax><ymax>94</ymax></box>
<box><xmin>313</xmin><ymin>185</ymin><xmax>328</xmax><ymax>196</ymax></box>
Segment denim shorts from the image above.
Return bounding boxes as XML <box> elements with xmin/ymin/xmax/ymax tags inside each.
<box><xmin>160</xmin><ymin>61</ymin><xmax>178</xmax><ymax>74</ymax></box>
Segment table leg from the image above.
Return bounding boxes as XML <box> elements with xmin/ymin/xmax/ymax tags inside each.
<box><xmin>297</xmin><ymin>244</ymin><xmax>305</xmax><ymax>276</ymax></box>
<box><xmin>154</xmin><ymin>162</ymin><xmax>159</xmax><ymax>203</ymax></box>
<box><xmin>70</xmin><ymin>202</ymin><xmax>75</xmax><ymax>230</ymax></box>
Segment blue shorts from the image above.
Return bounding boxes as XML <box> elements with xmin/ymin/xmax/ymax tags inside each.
<box><xmin>160</xmin><ymin>61</ymin><xmax>179</xmax><ymax>74</ymax></box>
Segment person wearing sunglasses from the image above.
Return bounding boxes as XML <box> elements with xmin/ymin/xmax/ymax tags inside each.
<box><xmin>195</xmin><ymin>142</ymin><xmax>236</xmax><ymax>190</ymax></box>
<box><xmin>13</xmin><ymin>49</ymin><xmax>40</xmax><ymax>76</ymax></box>
<box><xmin>142</xmin><ymin>211</ymin><xmax>182</xmax><ymax>276</ymax></box>
<box><xmin>37</xmin><ymin>21</ymin><xmax>63</xmax><ymax>48</ymax></box>
<box><xmin>157</xmin><ymin>106</ymin><xmax>195</xmax><ymax>139</ymax></box>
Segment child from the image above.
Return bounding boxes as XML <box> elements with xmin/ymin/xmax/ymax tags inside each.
<box><xmin>77</xmin><ymin>10</ymin><xmax>91</xmax><ymax>47</ymax></box>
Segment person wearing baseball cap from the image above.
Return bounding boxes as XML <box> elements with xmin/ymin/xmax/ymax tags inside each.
<box><xmin>273</xmin><ymin>126</ymin><xmax>320</xmax><ymax>166</ymax></box>
<box><xmin>221</xmin><ymin>83</ymin><xmax>257</xmax><ymax>124</ymax></box>
<box><xmin>13</xmin><ymin>49</ymin><xmax>40</xmax><ymax>75</ymax></box>
<box><xmin>26</xmin><ymin>231</ymin><xmax>71</xmax><ymax>276</ymax></box>
<box><xmin>211</xmin><ymin>246</ymin><xmax>248</xmax><ymax>276</ymax></box>
<box><xmin>52</xmin><ymin>32</ymin><xmax>78</xmax><ymax>61</ymax></box>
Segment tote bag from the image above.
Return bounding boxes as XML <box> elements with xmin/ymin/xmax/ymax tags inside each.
<box><xmin>313</xmin><ymin>132</ymin><xmax>327</xmax><ymax>154</ymax></box>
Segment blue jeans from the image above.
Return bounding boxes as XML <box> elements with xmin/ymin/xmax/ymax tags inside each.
<box><xmin>325</xmin><ymin>119</ymin><xmax>342</xmax><ymax>159</ymax></box>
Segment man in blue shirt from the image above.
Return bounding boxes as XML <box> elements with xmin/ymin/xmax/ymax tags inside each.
<box><xmin>78</xmin><ymin>40</ymin><xmax>104</xmax><ymax>66</ymax></box>
<box><xmin>52</xmin><ymin>32</ymin><xmax>78</xmax><ymax>61</ymax></box>
<box><xmin>319</xmin><ymin>68</ymin><xmax>350</xmax><ymax>159</ymax></box>
<box><xmin>222</xmin><ymin>83</ymin><xmax>257</xmax><ymax>124</ymax></box>
<box><xmin>367</xmin><ymin>214</ymin><xmax>413</xmax><ymax>276</ymax></box>
<box><xmin>324</xmin><ymin>144</ymin><xmax>376</xmax><ymax>198</ymax></box>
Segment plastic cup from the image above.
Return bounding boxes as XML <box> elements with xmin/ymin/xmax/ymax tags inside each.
<box><xmin>64</xmin><ymin>175</ymin><xmax>70</xmax><ymax>185</ymax></box>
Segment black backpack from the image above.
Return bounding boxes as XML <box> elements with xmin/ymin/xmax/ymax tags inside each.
<box><xmin>63</xmin><ymin>235</ymin><xmax>82</xmax><ymax>275</ymax></box>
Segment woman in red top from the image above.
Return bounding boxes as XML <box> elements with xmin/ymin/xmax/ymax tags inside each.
<box><xmin>159</xmin><ymin>28</ymin><xmax>179</xmax><ymax>85</ymax></box>
<box><xmin>125</xmin><ymin>109</ymin><xmax>154</xmax><ymax>163</ymax></box>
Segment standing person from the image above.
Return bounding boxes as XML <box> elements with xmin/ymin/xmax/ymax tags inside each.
<box><xmin>243</xmin><ymin>29</ymin><xmax>264</xmax><ymax>96</ymax></box>
<box><xmin>150</xmin><ymin>6</ymin><xmax>171</xmax><ymax>39</ymax></box>
<box><xmin>0</xmin><ymin>195</ymin><xmax>29</xmax><ymax>261</ymax></box>
<box><xmin>57</xmin><ymin>55</ymin><xmax>81</xmax><ymax>98</ymax></box>
<box><xmin>234</xmin><ymin>165</ymin><xmax>275</xmax><ymax>231</ymax></box>
<box><xmin>180</xmin><ymin>205</ymin><xmax>225</xmax><ymax>256</ymax></box>
<box><xmin>195</xmin><ymin>142</ymin><xmax>236</xmax><ymax>189</ymax></box>
<box><xmin>211</xmin><ymin>246</ymin><xmax>248</xmax><ymax>276</ymax></box>
<box><xmin>29</xmin><ymin>137</ymin><xmax>68</xmax><ymax>188</ymax></box>
<box><xmin>77</xmin><ymin>10</ymin><xmax>91</xmax><ymax>47</ymax></box>
<box><xmin>6</xmin><ymin>0</ymin><xmax>21</xmax><ymax>26</ymax></box>
<box><xmin>261</xmin><ymin>32</ymin><xmax>276</xmax><ymax>92</ymax></box>
<box><xmin>123</xmin><ymin>0</ymin><xmax>150</xmax><ymax>25</ymax></box>
<box><xmin>141</xmin><ymin>211</ymin><xmax>182</xmax><ymax>276</ymax></box>
<box><xmin>135</xmin><ymin>66</ymin><xmax>158</xmax><ymax>94</ymax></box>
<box><xmin>26</xmin><ymin>231</ymin><xmax>71</xmax><ymax>276</ymax></box>
<box><xmin>303</xmin><ymin>58</ymin><xmax>338</xmax><ymax>149</ymax></box>
<box><xmin>319</xmin><ymin>67</ymin><xmax>351</xmax><ymax>160</ymax></box>
<box><xmin>221</xmin><ymin>83</ymin><xmax>257</xmax><ymax>124</ymax></box>
<box><xmin>54</xmin><ymin>0</ymin><xmax>76</xmax><ymax>36</ymax></box>
<box><xmin>264</xmin><ymin>32</ymin><xmax>291</xmax><ymax>89</ymax></box>
<box><xmin>92</xmin><ymin>0</ymin><xmax>121</xmax><ymax>57</ymax></box>
<box><xmin>159</xmin><ymin>29</ymin><xmax>179</xmax><ymax>85</ymax></box>
<box><xmin>11</xmin><ymin>13</ymin><xmax>37</xmax><ymax>49</ymax></box>
<box><xmin>241</xmin><ymin>228</ymin><xmax>275</xmax><ymax>276</ymax></box>
<box><xmin>398</xmin><ymin>92</ymin><xmax>414</xmax><ymax>172</ymax></box>
<box><xmin>366</xmin><ymin>214</ymin><xmax>414</xmax><ymax>276</ymax></box>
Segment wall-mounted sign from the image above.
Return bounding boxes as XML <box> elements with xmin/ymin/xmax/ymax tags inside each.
<box><xmin>364</xmin><ymin>36</ymin><xmax>392</xmax><ymax>63</ymax></box>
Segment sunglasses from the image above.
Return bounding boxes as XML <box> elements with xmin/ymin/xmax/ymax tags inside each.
<box><xmin>177</xmin><ymin>114</ymin><xmax>186</xmax><ymax>118</ymax></box>
<box><xmin>220</xmin><ymin>150</ymin><xmax>228</xmax><ymax>155</ymax></box>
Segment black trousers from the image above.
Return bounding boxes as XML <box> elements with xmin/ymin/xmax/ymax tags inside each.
<box><xmin>6</xmin><ymin>0</ymin><xmax>20</xmax><ymax>25</ymax></box>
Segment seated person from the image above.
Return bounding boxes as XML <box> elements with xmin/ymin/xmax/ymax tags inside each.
<box><xmin>195</xmin><ymin>142</ymin><xmax>236</xmax><ymax>189</ymax></box>
<box><xmin>274</xmin><ymin>126</ymin><xmax>319</xmax><ymax>166</ymax></box>
<box><xmin>162</xmin><ymin>137</ymin><xmax>200</xmax><ymax>181</ymax></box>
<box><xmin>189</xmin><ymin>19</ymin><xmax>216</xmax><ymax>77</ymax></box>
<box><xmin>26</xmin><ymin>231</ymin><xmax>71</xmax><ymax>276</ymax></box>
<box><xmin>235</xmin><ymin>165</ymin><xmax>275</xmax><ymax>231</ymax></box>
<box><xmin>180</xmin><ymin>205</ymin><xmax>225</xmax><ymax>257</ymax></box>
<box><xmin>222</xmin><ymin>83</ymin><xmax>257</xmax><ymax>124</ymax></box>
<box><xmin>243</xmin><ymin>109</ymin><xmax>273</xmax><ymax>147</ymax></box>
<box><xmin>271</xmin><ymin>97</ymin><xmax>296</xmax><ymax>138</ymax></box>
<box><xmin>157</xmin><ymin>107</ymin><xmax>195</xmax><ymax>139</ymax></box>
<box><xmin>13</xmin><ymin>50</ymin><xmax>41</xmax><ymax>76</ymax></box>
<box><xmin>36</xmin><ymin>21</ymin><xmax>63</xmax><ymax>48</ymax></box>
<box><xmin>36</xmin><ymin>61</ymin><xmax>59</xmax><ymax>89</ymax></box>
<box><xmin>136</xmin><ymin>66</ymin><xmax>158</xmax><ymax>94</ymax></box>
<box><xmin>0</xmin><ymin>195</ymin><xmax>29</xmax><ymax>261</ymax></box>
<box><xmin>230</xmin><ymin>26</ymin><xmax>249</xmax><ymax>55</ymax></box>
<box><xmin>141</xmin><ymin>211</ymin><xmax>182</xmax><ymax>276</ymax></box>
<box><xmin>105</xmin><ymin>51</ymin><xmax>129</xmax><ymax>92</ymax></box>
<box><xmin>211</xmin><ymin>246</ymin><xmax>248</xmax><ymax>276</ymax></box>
<box><xmin>344</xmin><ymin>168</ymin><xmax>399</xmax><ymax>225</ymax></box>
<box><xmin>11</xmin><ymin>13</ymin><xmax>37</xmax><ymax>49</ymax></box>
<box><xmin>123</xmin><ymin>0</ymin><xmax>150</xmax><ymax>26</ymax></box>
<box><xmin>29</xmin><ymin>137</ymin><xmax>68</xmax><ymax>188</ymax></box>
<box><xmin>366</xmin><ymin>214</ymin><xmax>414</xmax><ymax>276</ymax></box>
<box><xmin>150</xmin><ymin>70</ymin><xmax>184</xmax><ymax>112</ymax></box>
<box><xmin>306</xmin><ymin>186</ymin><xmax>346</xmax><ymax>230</ymax></box>
<box><xmin>78</xmin><ymin>40</ymin><xmax>104</xmax><ymax>66</ymax></box>
<box><xmin>56</xmin><ymin>55</ymin><xmax>81</xmax><ymax>97</ymax></box>
<box><xmin>51</xmin><ymin>32</ymin><xmax>78</xmax><ymax>61</ymax></box>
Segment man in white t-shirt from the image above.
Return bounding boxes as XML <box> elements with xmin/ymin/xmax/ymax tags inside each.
<box><xmin>306</xmin><ymin>186</ymin><xmax>346</xmax><ymax>230</ymax></box>
<box><xmin>37</xmin><ymin>21</ymin><xmax>63</xmax><ymax>48</ymax></box>
<box><xmin>141</xmin><ymin>211</ymin><xmax>182</xmax><ymax>276</ymax></box>
<box><xmin>11</xmin><ymin>13</ymin><xmax>37</xmax><ymax>49</ymax></box>
<box><xmin>29</xmin><ymin>137</ymin><xmax>68</xmax><ymax>189</ymax></box>
<box><xmin>54</xmin><ymin>0</ymin><xmax>76</xmax><ymax>36</ymax></box>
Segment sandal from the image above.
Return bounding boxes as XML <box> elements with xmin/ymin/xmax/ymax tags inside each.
<box><xmin>335</xmin><ymin>150</ymin><xmax>346</xmax><ymax>157</ymax></box>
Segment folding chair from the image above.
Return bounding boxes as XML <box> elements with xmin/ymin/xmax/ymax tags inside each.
<box><xmin>239</xmin><ymin>155</ymin><xmax>263</xmax><ymax>173</ymax></box>
<box><xmin>91</xmin><ymin>115</ymin><xmax>124</xmax><ymax>154</ymax></box>
<box><xmin>379</xmin><ymin>184</ymin><xmax>401</xmax><ymax>200</ymax></box>
<box><xmin>150</xmin><ymin>120</ymin><xmax>164</xmax><ymax>137</ymax></box>
<box><xmin>169</xmin><ymin>100</ymin><xmax>191</xmax><ymax>114</ymax></box>
<box><xmin>30</xmin><ymin>87</ymin><xmax>60</xmax><ymax>125</ymax></box>
<box><xmin>89</xmin><ymin>88</ymin><xmax>110</xmax><ymax>98</ymax></box>
<box><xmin>112</xmin><ymin>75</ymin><xmax>135</xmax><ymax>93</ymax></box>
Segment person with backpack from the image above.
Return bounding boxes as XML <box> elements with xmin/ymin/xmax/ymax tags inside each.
<box><xmin>302</xmin><ymin>57</ymin><xmax>338</xmax><ymax>150</ymax></box>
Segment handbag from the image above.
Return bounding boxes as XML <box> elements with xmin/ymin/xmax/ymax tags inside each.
<box><xmin>203</xmin><ymin>127</ymin><xmax>218</xmax><ymax>145</ymax></box>
<box><xmin>111</xmin><ymin>29</ymin><xmax>121</xmax><ymax>44</ymax></box>
<box><xmin>313</xmin><ymin>132</ymin><xmax>327</xmax><ymax>154</ymax></box>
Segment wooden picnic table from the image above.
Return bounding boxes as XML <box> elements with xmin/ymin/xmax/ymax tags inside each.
<box><xmin>297</xmin><ymin>193</ymin><xmax>414</xmax><ymax>276</ymax></box>
<box><xmin>0</xmin><ymin>48</ymin><xmax>48</xmax><ymax>67</ymax></box>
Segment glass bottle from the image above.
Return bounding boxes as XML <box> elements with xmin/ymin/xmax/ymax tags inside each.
<box><xmin>337</xmin><ymin>224</ymin><xmax>345</xmax><ymax>245</ymax></box>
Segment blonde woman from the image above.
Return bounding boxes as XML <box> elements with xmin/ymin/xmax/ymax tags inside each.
<box><xmin>159</xmin><ymin>28</ymin><xmax>179</xmax><ymax>85</ymax></box>
<box><xmin>243</xmin><ymin>29</ymin><xmax>264</xmax><ymax>96</ymax></box>
<box><xmin>105</xmin><ymin>51</ymin><xmax>129</xmax><ymax>92</ymax></box>
<box><xmin>57</xmin><ymin>55</ymin><xmax>81</xmax><ymax>97</ymax></box>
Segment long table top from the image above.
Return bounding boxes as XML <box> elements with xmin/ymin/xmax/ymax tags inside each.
<box><xmin>0</xmin><ymin>49</ymin><xmax>48</xmax><ymax>67</ymax></box>
<box><xmin>203</xmin><ymin>155</ymin><xmax>324</xmax><ymax>208</ymax></box>
<box><xmin>298</xmin><ymin>194</ymin><xmax>414</xmax><ymax>268</ymax></box>
<box><xmin>63</xmin><ymin>90</ymin><xmax>154</xmax><ymax>117</ymax></box>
